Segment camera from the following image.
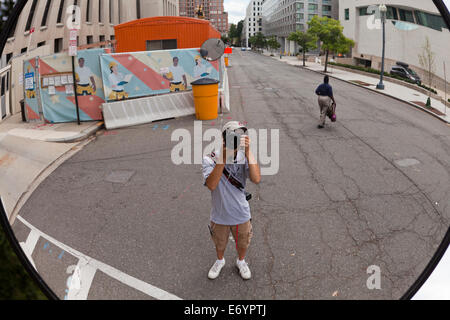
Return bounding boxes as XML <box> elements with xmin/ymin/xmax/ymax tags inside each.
<box><xmin>224</xmin><ymin>131</ymin><xmax>242</xmax><ymax>151</ymax></box>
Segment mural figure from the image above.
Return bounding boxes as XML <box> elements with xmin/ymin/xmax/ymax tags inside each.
<box><xmin>75</xmin><ymin>57</ymin><xmax>97</xmax><ymax>96</ymax></box>
<box><xmin>163</xmin><ymin>57</ymin><xmax>188</xmax><ymax>92</ymax></box>
<box><xmin>193</xmin><ymin>55</ymin><xmax>212</xmax><ymax>79</ymax></box>
<box><xmin>25</xmin><ymin>66</ymin><xmax>36</xmax><ymax>99</ymax></box>
<box><xmin>108</xmin><ymin>61</ymin><xmax>131</xmax><ymax>101</ymax></box>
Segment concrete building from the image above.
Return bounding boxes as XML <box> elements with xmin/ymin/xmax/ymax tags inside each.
<box><xmin>179</xmin><ymin>0</ymin><xmax>229</xmax><ymax>35</ymax></box>
<box><xmin>243</xmin><ymin>0</ymin><xmax>265</xmax><ymax>48</ymax></box>
<box><xmin>262</xmin><ymin>0</ymin><xmax>339</xmax><ymax>54</ymax></box>
<box><xmin>339</xmin><ymin>0</ymin><xmax>450</xmax><ymax>91</ymax></box>
<box><xmin>3</xmin><ymin>0</ymin><xmax>179</xmax><ymax>62</ymax></box>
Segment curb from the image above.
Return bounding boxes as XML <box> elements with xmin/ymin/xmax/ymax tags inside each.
<box><xmin>294</xmin><ymin>64</ymin><xmax>450</xmax><ymax>125</ymax></box>
<box><xmin>44</xmin><ymin>121</ymin><xmax>104</xmax><ymax>143</ymax></box>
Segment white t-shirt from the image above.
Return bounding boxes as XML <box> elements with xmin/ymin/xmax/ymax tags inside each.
<box><xmin>169</xmin><ymin>65</ymin><xmax>186</xmax><ymax>83</ymax></box>
<box><xmin>194</xmin><ymin>63</ymin><xmax>208</xmax><ymax>79</ymax></box>
<box><xmin>109</xmin><ymin>73</ymin><xmax>125</xmax><ymax>91</ymax></box>
<box><xmin>76</xmin><ymin>66</ymin><xmax>93</xmax><ymax>85</ymax></box>
<box><xmin>202</xmin><ymin>150</ymin><xmax>251</xmax><ymax>226</ymax></box>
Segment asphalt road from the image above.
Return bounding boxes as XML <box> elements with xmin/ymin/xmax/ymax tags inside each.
<box><xmin>14</xmin><ymin>50</ymin><xmax>450</xmax><ymax>300</ymax></box>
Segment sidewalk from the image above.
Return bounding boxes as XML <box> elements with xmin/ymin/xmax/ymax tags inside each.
<box><xmin>0</xmin><ymin>114</ymin><xmax>103</xmax><ymax>222</ymax></box>
<box><xmin>264</xmin><ymin>52</ymin><xmax>450</xmax><ymax>124</ymax></box>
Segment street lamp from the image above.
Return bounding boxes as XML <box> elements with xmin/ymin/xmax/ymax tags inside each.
<box><xmin>376</xmin><ymin>4</ymin><xmax>387</xmax><ymax>90</ymax></box>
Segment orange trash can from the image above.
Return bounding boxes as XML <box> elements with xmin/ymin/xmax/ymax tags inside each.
<box><xmin>191</xmin><ymin>78</ymin><xmax>220</xmax><ymax>120</ymax></box>
<box><xmin>225</xmin><ymin>56</ymin><xmax>229</xmax><ymax>67</ymax></box>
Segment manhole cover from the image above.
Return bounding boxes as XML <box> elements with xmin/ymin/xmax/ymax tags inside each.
<box><xmin>394</xmin><ymin>159</ymin><xmax>421</xmax><ymax>167</ymax></box>
<box><xmin>105</xmin><ymin>170</ymin><xmax>135</xmax><ymax>184</ymax></box>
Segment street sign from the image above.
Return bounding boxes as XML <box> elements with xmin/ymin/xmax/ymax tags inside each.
<box><xmin>69</xmin><ymin>29</ymin><xmax>78</xmax><ymax>56</ymax></box>
<box><xmin>24</xmin><ymin>72</ymin><xmax>34</xmax><ymax>90</ymax></box>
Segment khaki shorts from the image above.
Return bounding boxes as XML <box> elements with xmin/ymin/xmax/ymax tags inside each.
<box><xmin>210</xmin><ymin>221</ymin><xmax>253</xmax><ymax>251</ymax></box>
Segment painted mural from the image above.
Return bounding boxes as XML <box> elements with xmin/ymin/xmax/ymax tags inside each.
<box><xmin>38</xmin><ymin>49</ymin><xmax>105</xmax><ymax>123</ymax></box>
<box><xmin>23</xmin><ymin>58</ymin><xmax>40</xmax><ymax>121</ymax></box>
<box><xmin>99</xmin><ymin>49</ymin><xmax>221</xmax><ymax>102</ymax></box>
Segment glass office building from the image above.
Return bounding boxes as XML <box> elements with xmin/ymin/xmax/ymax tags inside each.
<box><xmin>262</xmin><ymin>0</ymin><xmax>339</xmax><ymax>54</ymax></box>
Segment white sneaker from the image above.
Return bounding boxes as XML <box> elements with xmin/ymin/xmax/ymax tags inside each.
<box><xmin>236</xmin><ymin>259</ymin><xmax>251</xmax><ymax>280</ymax></box>
<box><xmin>208</xmin><ymin>259</ymin><xmax>225</xmax><ymax>280</ymax></box>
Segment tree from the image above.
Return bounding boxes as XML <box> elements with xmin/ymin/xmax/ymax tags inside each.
<box><xmin>0</xmin><ymin>0</ymin><xmax>16</xmax><ymax>35</ymax></box>
<box><xmin>288</xmin><ymin>31</ymin><xmax>318</xmax><ymax>66</ymax></box>
<box><xmin>418</xmin><ymin>36</ymin><xmax>436</xmax><ymax>105</ymax></box>
<box><xmin>249</xmin><ymin>32</ymin><xmax>266</xmax><ymax>51</ymax></box>
<box><xmin>307</xmin><ymin>16</ymin><xmax>355</xmax><ymax>73</ymax></box>
<box><xmin>266</xmin><ymin>36</ymin><xmax>281</xmax><ymax>55</ymax></box>
<box><xmin>221</xmin><ymin>34</ymin><xmax>230</xmax><ymax>45</ymax></box>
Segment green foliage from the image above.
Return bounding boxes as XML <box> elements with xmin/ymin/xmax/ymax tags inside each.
<box><xmin>228</xmin><ymin>20</ymin><xmax>244</xmax><ymax>46</ymax></box>
<box><xmin>249</xmin><ymin>32</ymin><xmax>267</xmax><ymax>49</ymax></box>
<box><xmin>288</xmin><ymin>31</ymin><xmax>318</xmax><ymax>66</ymax></box>
<box><xmin>266</xmin><ymin>36</ymin><xmax>280</xmax><ymax>52</ymax></box>
<box><xmin>288</xmin><ymin>31</ymin><xmax>317</xmax><ymax>52</ymax></box>
<box><xmin>329</xmin><ymin>62</ymin><xmax>438</xmax><ymax>94</ymax></box>
<box><xmin>307</xmin><ymin>16</ymin><xmax>355</xmax><ymax>72</ymax></box>
<box><xmin>0</xmin><ymin>227</ymin><xmax>47</xmax><ymax>300</ymax></box>
<box><xmin>0</xmin><ymin>0</ymin><xmax>16</xmax><ymax>34</ymax></box>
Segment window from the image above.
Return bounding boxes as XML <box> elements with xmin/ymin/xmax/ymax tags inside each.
<box><xmin>136</xmin><ymin>0</ymin><xmax>141</xmax><ymax>19</ymax></box>
<box><xmin>308</xmin><ymin>4</ymin><xmax>318</xmax><ymax>11</ymax></box>
<box><xmin>54</xmin><ymin>38</ymin><xmax>63</xmax><ymax>53</ymax></box>
<box><xmin>37</xmin><ymin>41</ymin><xmax>46</xmax><ymax>47</ymax></box>
<box><xmin>386</xmin><ymin>6</ymin><xmax>398</xmax><ymax>20</ymax></box>
<box><xmin>25</xmin><ymin>0</ymin><xmax>39</xmax><ymax>31</ymax></box>
<box><xmin>146</xmin><ymin>39</ymin><xmax>177</xmax><ymax>51</ymax></box>
<box><xmin>345</xmin><ymin>8</ymin><xmax>349</xmax><ymax>20</ymax></box>
<box><xmin>99</xmin><ymin>0</ymin><xmax>103</xmax><ymax>22</ymax></box>
<box><xmin>322</xmin><ymin>5</ymin><xmax>331</xmax><ymax>13</ymax></box>
<box><xmin>57</xmin><ymin>0</ymin><xmax>65</xmax><ymax>23</ymax></box>
<box><xmin>398</xmin><ymin>8</ymin><xmax>414</xmax><ymax>23</ymax></box>
<box><xmin>415</xmin><ymin>10</ymin><xmax>447</xmax><ymax>31</ymax></box>
<box><xmin>109</xmin><ymin>0</ymin><xmax>113</xmax><ymax>23</ymax></box>
<box><xmin>41</xmin><ymin>0</ymin><xmax>52</xmax><ymax>26</ymax></box>
<box><xmin>86</xmin><ymin>0</ymin><xmax>91</xmax><ymax>22</ymax></box>
<box><xmin>359</xmin><ymin>7</ymin><xmax>369</xmax><ymax>16</ymax></box>
<box><xmin>21</xmin><ymin>47</ymin><xmax>28</xmax><ymax>54</ymax></box>
<box><xmin>87</xmin><ymin>35</ymin><xmax>93</xmax><ymax>44</ymax></box>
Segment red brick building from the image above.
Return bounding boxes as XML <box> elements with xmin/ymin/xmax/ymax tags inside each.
<box><xmin>179</xmin><ymin>0</ymin><xmax>229</xmax><ymax>35</ymax></box>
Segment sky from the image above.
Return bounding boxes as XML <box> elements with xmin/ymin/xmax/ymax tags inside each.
<box><xmin>224</xmin><ymin>0</ymin><xmax>249</xmax><ymax>25</ymax></box>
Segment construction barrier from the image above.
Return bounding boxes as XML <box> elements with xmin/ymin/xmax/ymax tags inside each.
<box><xmin>101</xmin><ymin>91</ymin><xmax>195</xmax><ymax>130</ymax></box>
<box><xmin>99</xmin><ymin>49</ymin><xmax>220</xmax><ymax>102</ymax></box>
<box><xmin>219</xmin><ymin>57</ymin><xmax>230</xmax><ymax>113</ymax></box>
<box><xmin>39</xmin><ymin>49</ymin><xmax>106</xmax><ymax>123</ymax></box>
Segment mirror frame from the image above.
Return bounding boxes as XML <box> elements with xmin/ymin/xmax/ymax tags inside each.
<box><xmin>0</xmin><ymin>0</ymin><xmax>449</xmax><ymax>301</ymax></box>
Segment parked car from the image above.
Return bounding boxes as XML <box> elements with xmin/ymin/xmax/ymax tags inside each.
<box><xmin>241</xmin><ymin>47</ymin><xmax>246</xmax><ymax>51</ymax></box>
<box><xmin>390</xmin><ymin>62</ymin><xmax>421</xmax><ymax>84</ymax></box>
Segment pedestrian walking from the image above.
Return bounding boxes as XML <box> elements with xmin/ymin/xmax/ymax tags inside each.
<box><xmin>315</xmin><ymin>75</ymin><xmax>337</xmax><ymax>129</ymax></box>
<box><xmin>202</xmin><ymin>121</ymin><xmax>261</xmax><ymax>280</ymax></box>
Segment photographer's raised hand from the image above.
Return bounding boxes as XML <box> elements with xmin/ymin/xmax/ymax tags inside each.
<box><xmin>241</xmin><ymin>136</ymin><xmax>261</xmax><ymax>185</ymax></box>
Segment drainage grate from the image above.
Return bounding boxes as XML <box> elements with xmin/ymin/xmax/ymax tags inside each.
<box><xmin>105</xmin><ymin>170</ymin><xmax>136</xmax><ymax>184</ymax></box>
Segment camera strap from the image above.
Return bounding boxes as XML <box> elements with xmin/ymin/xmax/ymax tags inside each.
<box><xmin>222</xmin><ymin>167</ymin><xmax>245</xmax><ymax>192</ymax></box>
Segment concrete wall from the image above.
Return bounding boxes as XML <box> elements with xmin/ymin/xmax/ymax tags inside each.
<box><xmin>339</xmin><ymin>0</ymin><xmax>450</xmax><ymax>91</ymax></box>
<box><xmin>9</xmin><ymin>45</ymin><xmax>52</xmax><ymax>116</ymax></box>
<box><xmin>3</xmin><ymin>0</ymin><xmax>179</xmax><ymax>59</ymax></box>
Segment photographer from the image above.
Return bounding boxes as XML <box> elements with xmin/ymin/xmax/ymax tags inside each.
<box><xmin>202</xmin><ymin>121</ymin><xmax>261</xmax><ymax>280</ymax></box>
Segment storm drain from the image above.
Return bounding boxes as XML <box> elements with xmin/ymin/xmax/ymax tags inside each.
<box><xmin>105</xmin><ymin>170</ymin><xmax>135</xmax><ymax>184</ymax></box>
<box><xmin>394</xmin><ymin>158</ymin><xmax>421</xmax><ymax>167</ymax></box>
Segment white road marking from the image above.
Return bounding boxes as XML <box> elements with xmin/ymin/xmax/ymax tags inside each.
<box><xmin>17</xmin><ymin>215</ymin><xmax>182</xmax><ymax>300</ymax></box>
<box><xmin>19</xmin><ymin>229</ymin><xmax>40</xmax><ymax>271</ymax></box>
